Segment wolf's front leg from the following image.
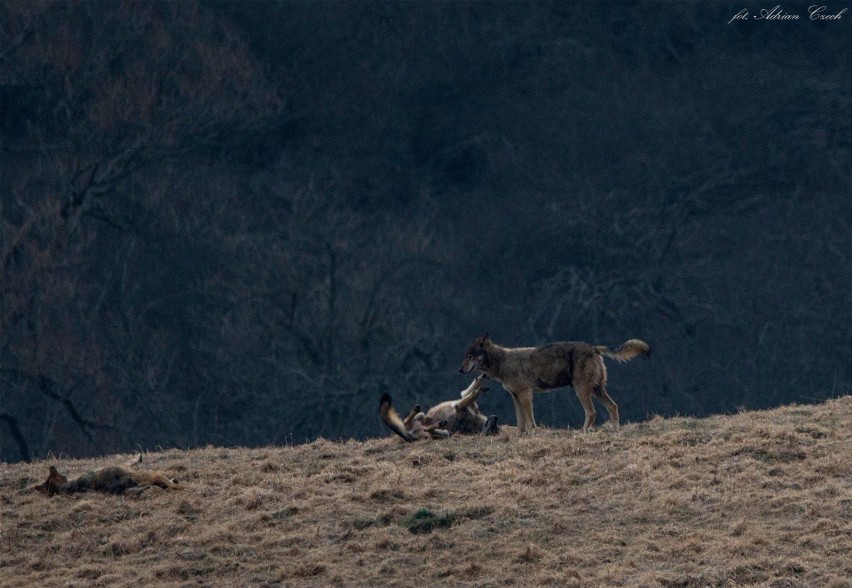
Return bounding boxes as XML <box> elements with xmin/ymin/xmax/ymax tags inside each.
<box><xmin>507</xmin><ymin>388</ymin><xmax>525</xmax><ymax>433</ymax></box>
<box><xmin>516</xmin><ymin>388</ymin><xmax>536</xmax><ymax>433</ymax></box>
<box><xmin>507</xmin><ymin>387</ymin><xmax>536</xmax><ymax>435</ymax></box>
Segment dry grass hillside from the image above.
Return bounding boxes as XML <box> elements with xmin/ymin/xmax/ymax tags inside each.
<box><xmin>2</xmin><ymin>397</ymin><xmax>851</xmax><ymax>587</ymax></box>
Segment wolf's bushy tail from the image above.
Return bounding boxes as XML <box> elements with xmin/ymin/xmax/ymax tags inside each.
<box><xmin>379</xmin><ymin>393</ymin><xmax>415</xmax><ymax>442</ymax></box>
<box><xmin>598</xmin><ymin>339</ymin><xmax>651</xmax><ymax>363</ymax></box>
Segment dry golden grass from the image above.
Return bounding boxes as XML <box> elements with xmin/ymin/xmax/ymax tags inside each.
<box><xmin>2</xmin><ymin>397</ymin><xmax>852</xmax><ymax>587</ymax></box>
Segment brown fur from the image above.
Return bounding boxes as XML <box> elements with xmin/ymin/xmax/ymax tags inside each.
<box><xmin>379</xmin><ymin>375</ymin><xmax>500</xmax><ymax>442</ymax></box>
<box><xmin>460</xmin><ymin>334</ymin><xmax>650</xmax><ymax>433</ymax></box>
<box><xmin>35</xmin><ymin>464</ymin><xmax>184</xmax><ymax>496</ymax></box>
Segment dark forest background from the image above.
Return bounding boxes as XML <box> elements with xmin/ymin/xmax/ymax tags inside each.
<box><xmin>1</xmin><ymin>1</ymin><xmax>850</xmax><ymax>462</ymax></box>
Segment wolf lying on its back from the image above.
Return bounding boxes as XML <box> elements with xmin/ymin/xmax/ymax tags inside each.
<box><xmin>460</xmin><ymin>333</ymin><xmax>650</xmax><ymax>433</ymax></box>
<box><xmin>35</xmin><ymin>463</ymin><xmax>184</xmax><ymax>496</ymax></box>
<box><xmin>380</xmin><ymin>375</ymin><xmax>500</xmax><ymax>442</ymax></box>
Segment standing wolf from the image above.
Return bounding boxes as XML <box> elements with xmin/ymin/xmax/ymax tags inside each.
<box><xmin>459</xmin><ymin>333</ymin><xmax>650</xmax><ymax>433</ymax></box>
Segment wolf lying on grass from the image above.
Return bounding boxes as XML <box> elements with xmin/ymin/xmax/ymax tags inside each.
<box><xmin>35</xmin><ymin>457</ymin><xmax>184</xmax><ymax>496</ymax></box>
<box><xmin>380</xmin><ymin>374</ymin><xmax>500</xmax><ymax>442</ymax></box>
<box><xmin>460</xmin><ymin>333</ymin><xmax>650</xmax><ymax>433</ymax></box>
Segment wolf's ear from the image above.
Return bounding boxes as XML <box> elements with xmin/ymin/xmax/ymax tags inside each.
<box><xmin>481</xmin><ymin>332</ymin><xmax>489</xmax><ymax>342</ymax></box>
<box><xmin>48</xmin><ymin>466</ymin><xmax>67</xmax><ymax>483</ymax></box>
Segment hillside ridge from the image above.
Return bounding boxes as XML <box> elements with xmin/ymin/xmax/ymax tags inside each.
<box><xmin>2</xmin><ymin>397</ymin><xmax>851</xmax><ymax>587</ymax></box>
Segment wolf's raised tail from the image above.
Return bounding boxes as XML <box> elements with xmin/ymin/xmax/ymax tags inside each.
<box><xmin>379</xmin><ymin>393</ymin><xmax>415</xmax><ymax>442</ymax></box>
<box><xmin>597</xmin><ymin>339</ymin><xmax>651</xmax><ymax>363</ymax></box>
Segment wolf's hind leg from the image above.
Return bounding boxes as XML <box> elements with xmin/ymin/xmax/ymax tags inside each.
<box><xmin>423</xmin><ymin>419</ymin><xmax>450</xmax><ymax>439</ymax></box>
<box><xmin>594</xmin><ymin>385</ymin><xmax>619</xmax><ymax>429</ymax></box>
<box><xmin>575</xmin><ymin>385</ymin><xmax>597</xmax><ymax>431</ymax></box>
<box><xmin>403</xmin><ymin>405</ymin><xmax>422</xmax><ymax>429</ymax></box>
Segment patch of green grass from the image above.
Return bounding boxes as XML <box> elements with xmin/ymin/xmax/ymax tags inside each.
<box><xmin>403</xmin><ymin>505</ymin><xmax>494</xmax><ymax>534</ymax></box>
<box><xmin>404</xmin><ymin>508</ymin><xmax>458</xmax><ymax>534</ymax></box>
